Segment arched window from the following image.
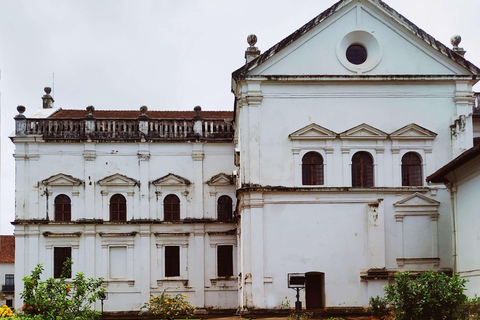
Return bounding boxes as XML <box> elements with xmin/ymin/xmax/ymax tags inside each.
<box><xmin>402</xmin><ymin>152</ymin><xmax>423</xmax><ymax>186</ymax></box>
<box><xmin>164</xmin><ymin>194</ymin><xmax>180</xmax><ymax>221</ymax></box>
<box><xmin>55</xmin><ymin>194</ymin><xmax>71</xmax><ymax>222</ymax></box>
<box><xmin>110</xmin><ymin>194</ymin><xmax>127</xmax><ymax>221</ymax></box>
<box><xmin>302</xmin><ymin>152</ymin><xmax>324</xmax><ymax>185</ymax></box>
<box><xmin>352</xmin><ymin>152</ymin><xmax>374</xmax><ymax>187</ymax></box>
<box><xmin>218</xmin><ymin>195</ymin><xmax>233</xmax><ymax>221</ymax></box>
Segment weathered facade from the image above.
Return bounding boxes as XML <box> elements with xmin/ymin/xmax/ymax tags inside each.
<box><xmin>0</xmin><ymin>236</ymin><xmax>15</xmax><ymax>309</ymax></box>
<box><xmin>11</xmin><ymin>0</ymin><xmax>480</xmax><ymax>315</ymax></box>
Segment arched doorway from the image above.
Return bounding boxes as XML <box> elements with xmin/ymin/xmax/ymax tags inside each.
<box><xmin>305</xmin><ymin>271</ymin><xmax>325</xmax><ymax>309</ymax></box>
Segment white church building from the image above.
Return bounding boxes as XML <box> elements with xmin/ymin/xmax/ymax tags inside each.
<box><xmin>11</xmin><ymin>0</ymin><xmax>480</xmax><ymax>315</ymax></box>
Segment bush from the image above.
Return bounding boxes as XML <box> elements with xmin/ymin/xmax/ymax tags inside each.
<box><xmin>369</xmin><ymin>295</ymin><xmax>389</xmax><ymax>317</ymax></box>
<box><xmin>19</xmin><ymin>258</ymin><xmax>105</xmax><ymax>320</ymax></box>
<box><xmin>140</xmin><ymin>290</ymin><xmax>195</xmax><ymax>320</ymax></box>
<box><xmin>0</xmin><ymin>305</ymin><xmax>15</xmax><ymax>318</ymax></box>
<box><xmin>384</xmin><ymin>271</ymin><xmax>468</xmax><ymax>320</ymax></box>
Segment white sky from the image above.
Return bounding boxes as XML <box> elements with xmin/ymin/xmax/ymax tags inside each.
<box><xmin>1</xmin><ymin>0</ymin><xmax>479</xmax><ymax>234</ymax></box>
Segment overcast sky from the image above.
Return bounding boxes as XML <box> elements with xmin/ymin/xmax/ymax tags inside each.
<box><xmin>1</xmin><ymin>0</ymin><xmax>479</xmax><ymax>234</ymax></box>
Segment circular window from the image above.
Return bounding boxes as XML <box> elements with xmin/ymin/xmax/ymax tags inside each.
<box><xmin>346</xmin><ymin>44</ymin><xmax>367</xmax><ymax>65</ymax></box>
<box><xmin>336</xmin><ymin>30</ymin><xmax>382</xmax><ymax>73</ymax></box>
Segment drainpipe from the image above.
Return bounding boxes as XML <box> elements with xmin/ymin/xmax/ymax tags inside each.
<box><xmin>449</xmin><ymin>179</ymin><xmax>458</xmax><ymax>273</ymax></box>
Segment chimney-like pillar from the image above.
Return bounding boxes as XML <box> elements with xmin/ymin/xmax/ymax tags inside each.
<box><xmin>42</xmin><ymin>87</ymin><xmax>54</xmax><ymax>109</ymax></box>
<box><xmin>15</xmin><ymin>105</ymin><xmax>27</xmax><ymax>135</ymax></box>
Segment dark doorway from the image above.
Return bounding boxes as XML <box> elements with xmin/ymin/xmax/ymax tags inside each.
<box><xmin>306</xmin><ymin>272</ymin><xmax>325</xmax><ymax>309</ymax></box>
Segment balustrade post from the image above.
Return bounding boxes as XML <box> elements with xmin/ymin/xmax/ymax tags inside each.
<box><xmin>138</xmin><ymin>106</ymin><xmax>149</xmax><ymax>137</ymax></box>
<box><xmin>15</xmin><ymin>105</ymin><xmax>27</xmax><ymax>135</ymax></box>
<box><xmin>84</xmin><ymin>106</ymin><xmax>96</xmax><ymax>135</ymax></box>
<box><xmin>192</xmin><ymin>106</ymin><xmax>203</xmax><ymax>139</ymax></box>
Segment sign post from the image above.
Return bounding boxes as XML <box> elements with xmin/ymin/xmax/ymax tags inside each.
<box><xmin>288</xmin><ymin>273</ymin><xmax>306</xmax><ymax>320</ymax></box>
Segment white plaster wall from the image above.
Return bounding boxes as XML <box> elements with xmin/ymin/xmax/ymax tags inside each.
<box><xmin>0</xmin><ymin>263</ymin><xmax>15</xmax><ymax>308</ymax></box>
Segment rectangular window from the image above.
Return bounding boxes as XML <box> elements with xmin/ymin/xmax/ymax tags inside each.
<box><xmin>217</xmin><ymin>245</ymin><xmax>233</xmax><ymax>277</ymax></box>
<box><xmin>165</xmin><ymin>246</ymin><xmax>180</xmax><ymax>277</ymax></box>
<box><xmin>5</xmin><ymin>274</ymin><xmax>14</xmax><ymax>286</ymax></box>
<box><xmin>109</xmin><ymin>246</ymin><xmax>127</xmax><ymax>279</ymax></box>
<box><xmin>6</xmin><ymin>300</ymin><xmax>13</xmax><ymax>308</ymax></box>
<box><xmin>54</xmin><ymin>247</ymin><xmax>72</xmax><ymax>278</ymax></box>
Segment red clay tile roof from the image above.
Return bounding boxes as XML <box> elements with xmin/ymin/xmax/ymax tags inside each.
<box><xmin>50</xmin><ymin>109</ymin><xmax>233</xmax><ymax>120</ymax></box>
<box><xmin>0</xmin><ymin>235</ymin><xmax>15</xmax><ymax>263</ymax></box>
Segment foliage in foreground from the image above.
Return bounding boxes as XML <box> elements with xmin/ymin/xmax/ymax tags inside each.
<box><xmin>18</xmin><ymin>259</ymin><xmax>105</xmax><ymax>320</ymax></box>
<box><xmin>140</xmin><ymin>290</ymin><xmax>195</xmax><ymax>320</ymax></box>
<box><xmin>0</xmin><ymin>305</ymin><xmax>15</xmax><ymax>318</ymax></box>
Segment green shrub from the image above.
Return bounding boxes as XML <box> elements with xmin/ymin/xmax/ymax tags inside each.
<box><xmin>369</xmin><ymin>295</ymin><xmax>389</xmax><ymax>317</ymax></box>
<box><xmin>385</xmin><ymin>271</ymin><xmax>468</xmax><ymax>320</ymax></box>
<box><xmin>140</xmin><ymin>290</ymin><xmax>195</xmax><ymax>320</ymax></box>
<box><xmin>19</xmin><ymin>259</ymin><xmax>105</xmax><ymax>320</ymax></box>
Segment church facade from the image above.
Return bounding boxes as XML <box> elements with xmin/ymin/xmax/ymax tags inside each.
<box><xmin>11</xmin><ymin>0</ymin><xmax>480</xmax><ymax>314</ymax></box>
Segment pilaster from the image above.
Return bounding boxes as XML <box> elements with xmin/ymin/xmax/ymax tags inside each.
<box><xmin>139</xmin><ymin>225</ymin><xmax>151</xmax><ymax>305</ymax></box>
<box><xmin>138</xmin><ymin>143</ymin><xmax>151</xmax><ymax>219</ymax></box>
<box><xmin>451</xmin><ymin>80</ymin><xmax>475</xmax><ymax>157</ymax></box>
<box><xmin>83</xmin><ymin>142</ymin><xmax>96</xmax><ymax>220</ymax></box>
<box><xmin>193</xmin><ymin>224</ymin><xmax>206</xmax><ymax>308</ymax></box>
<box><xmin>192</xmin><ymin>143</ymin><xmax>205</xmax><ymax>219</ymax></box>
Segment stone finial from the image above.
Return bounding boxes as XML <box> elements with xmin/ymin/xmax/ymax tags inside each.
<box><xmin>138</xmin><ymin>105</ymin><xmax>148</xmax><ymax>120</ymax></box>
<box><xmin>85</xmin><ymin>105</ymin><xmax>95</xmax><ymax>119</ymax></box>
<box><xmin>451</xmin><ymin>35</ymin><xmax>466</xmax><ymax>57</ymax></box>
<box><xmin>15</xmin><ymin>105</ymin><xmax>26</xmax><ymax>119</ymax></box>
<box><xmin>42</xmin><ymin>87</ymin><xmax>54</xmax><ymax>109</ymax></box>
<box><xmin>245</xmin><ymin>34</ymin><xmax>260</xmax><ymax>63</ymax></box>
<box><xmin>193</xmin><ymin>106</ymin><xmax>202</xmax><ymax>120</ymax></box>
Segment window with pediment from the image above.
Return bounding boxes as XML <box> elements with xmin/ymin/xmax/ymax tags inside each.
<box><xmin>164</xmin><ymin>194</ymin><xmax>180</xmax><ymax>221</ymax></box>
<box><xmin>302</xmin><ymin>152</ymin><xmax>324</xmax><ymax>185</ymax></box>
<box><xmin>54</xmin><ymin>194</ymin><xmax>71</xmax><ymax>222</ymax></box>
<box><xmin>352</xmin><ymin>152</ymin><xmax>374</xmax><ymax>187</ymax></box>
<box><xmin>110</xmin><ymin>194</ymin><xmax>127</xmax><ymax>221</ymax></box>
<box><xmin>402</xmin><ymin>152</ymin><xmax>423</xmax><ymax>186</ymax></box>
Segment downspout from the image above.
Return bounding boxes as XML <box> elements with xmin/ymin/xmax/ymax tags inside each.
<box><xmin>449</xmin><ymin>179</ymin><xmax>458</xmax><ymax>273</ymax></box>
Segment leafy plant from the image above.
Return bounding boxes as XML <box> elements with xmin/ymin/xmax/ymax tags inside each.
<box><xmin>0</xmin><ymin>305</ymin><xmax>15</xmax><ymax>318</ymax></box>
<box><xmin>140</xmin><ymin>290</ymin><xmax>195</xmax><ymax>320</ymax></box>
<box><xmin>287</xmin><ymin>310</ymin><xmax>313</xmax><ymax>320</ymax></box>
<box><xmin>281</xmin><ymin>298</ymin><xmax>291</xmax><ymax>309</ymax></box>
<box><xmin>19</xmin><ymin>258</ymin><xmax>105</xmax><ymax>320</ymax></box>
<box><xmin>458</xmin><ymin>295</ymin><xmax>480</xmax><ymax>320</ymax></box>
<box><xmin>384</xmin><ymin>271</ymin><xmax>468</xmax><ymax>320</ymax></box>
<box><xmin>369</xmin><ymin>295</ymin><xmax>389</xmax><ymax>317</ymax></box>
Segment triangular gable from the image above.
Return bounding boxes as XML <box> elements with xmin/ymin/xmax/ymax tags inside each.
<box><xmin>232</xmin><ymin>0</ymin><xmax>480</xmax><ymax>78</ymax></box>
<box><xmin>152</xmin><ymin>173</ymin><xmax>191</xmax><ymax>186</ymax></box>
<box><xmin>42</xmin><ymin>173</ymin><xmax>83</xmax><ymax>186</ymax></box>
<box><xmin>289</xmin><ymin>123</ymin><xmax>337</xmax><ymax>140</ymax></box>
<box><xmin>390</xmin><ymin>123</ymin><xmax>437</xmax><ymax>140</ymax></box>
<box><xmin>339</xmin><ymin>123</ymin><xmax>388</xmax><ymax>140</ymax></box>
<box><xmin>98</xmin><ymin>173</ymin><xmax>139</xmax><ymax>187</ymax></box>
<box><xmin>207</xmin><ymin>173</ymin><xmax>234</xmax><ymax>186</ymax></box>
<box><xmin>394</xmin><ymin>192</ymin><xmax>440</xmax><ymax>207</ymax></box>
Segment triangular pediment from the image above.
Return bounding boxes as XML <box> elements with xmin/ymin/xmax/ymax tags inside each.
<box><xmin>340</xmin><ymin>123</ymin><xmax>387</xmax><ymax>140</ymax></box>
<box><xmin>97</xmin><ymin>173</ymin><xmax>139</xmax><ymax>187</ymax></box>
<box><xmin>390</xmin><ymin>123</ymin><xmax>437</xmax><ymax>140</ymax></box>
<box><xmin>233</xmin><ymin>0</ymin><xmax>479</xmax><ymax>78</ymax></box>
<box><xmin>42</xmin><ymin>173</ymin><xmax>83</xmax><ymax>186</ymax></box>
<box><xmin>289</xmin><ymin>123</ymin><xmax>337</xmax><ymax>140</ymax></box>
<box><xmin>394</xmin><ymin>192</ymin><xmax>440</xmax><ymax>207</ymax></box>
<box><xmin>207</xmin><ymin>173</ymin><xmax>234</xmax><ymax>186</ymax></box>
<box><xmin>152</xmin><ymin>173</ymin><xmax>191</xmax><ymax>186</ymax></box>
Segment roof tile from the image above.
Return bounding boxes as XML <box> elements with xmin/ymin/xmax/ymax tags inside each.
<box><xmin>0</xmin><ymin>235</ymin><xmax>15</xmax><ymax>263</ymax></box>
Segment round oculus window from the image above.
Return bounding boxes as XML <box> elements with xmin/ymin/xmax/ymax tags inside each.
<box><xmin>346</xmin><ymin>44</ymin><xmax>367</xmax><ymax>65</ymax></box>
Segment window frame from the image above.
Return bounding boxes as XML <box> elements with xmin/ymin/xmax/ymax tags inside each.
<box><xmin>110</xmin><ymin>194</ymin><xmax>127</xmax><ymax>222</ymax></box>
<box><xmin>302</xmin><ymin>152</ymin><xmax>324</xmax><ymax>185</ymax></box>
<box><xmin>54</xmin><ymin>194</ymin><xmax>71</xmax><ymax>222</ymax></box>
<box><xmin>164</xmin><ymin>245</ymin><xmax>180</xmax><ymax>277</ymax></box>
<box><xmin>351</xmin><ymin>151</ymin><xmax>374</xmax><ymax>187</ymax></box>
<box><xmin>163</xmin><ymin>194</ymin><xmax>180</xmax><ymax>222</ymax></box>
<box><xmin>53</xmin><ymin>247</ymin><xmax>72</xmax><ymax>278</ymax></box>
<box><xmin>401</xmin><ymin>152</ymin><xmax>423</xmax><ymax>186</ymax></box>
<box><xmin>217</xmin><ymin>195</ymin><xmax>233</xmax><ymax>221</ymax></box>
<box><xmin>217</xmin><ymin>245</ymin><xmax>234</xmax><ymax>277</ymax></box>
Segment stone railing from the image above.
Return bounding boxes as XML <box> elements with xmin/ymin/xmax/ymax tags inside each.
<box><xmin>14</xmin><ymin>106</ymin><xmax>233</xmax><ymax>142</ymax></box>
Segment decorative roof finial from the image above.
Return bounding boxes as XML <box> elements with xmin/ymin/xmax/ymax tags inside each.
<box><xmin>138</xmin><ymin>105</ymin><xmax>148</xmax><ymax>120</ymax></box>
<box><xmin>42</xmin><ymin>87</ymin><xmax>54</xmax><ymax>109</ymax></box>
<box><xmin>193</xmin><ymin>106</ymin><xmax>202</xmax><ymax>120</ymax></box>
<box><xmin>245</xmin><ymin>34</ymin><xmax>260</xmax><ymax>64</ymax></box>
<box><xmin>15</xmin><ymin>105</ymin><xmax>26</xmax><ymax>119</ymax></box>
<box><xmin>451</xmin><ymin>35</ymin><xmax>466</xmax><ymax>57</ymax></box>
<box><xmin>85</xmin><ymin>105</ymin><xmax>95</xmax><ymax>119</ymax></box>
